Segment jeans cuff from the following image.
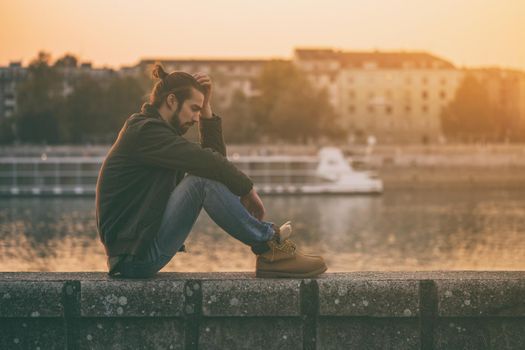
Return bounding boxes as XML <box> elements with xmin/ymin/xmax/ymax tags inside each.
<box><xmin>250</xmin><ymin>222</ymin><xmax>276</xmax><ymax>255</ymax></box>
<box><xmin>251</xmin><ymin>242</ymin><xmax>270</xmax><ymax>254</ymax></box>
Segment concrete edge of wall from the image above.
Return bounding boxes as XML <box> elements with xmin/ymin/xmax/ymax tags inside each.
<box><xmin>1</xmin><ymin>271</ymin><xmax>525</xmax><ymax>349</ymax></box>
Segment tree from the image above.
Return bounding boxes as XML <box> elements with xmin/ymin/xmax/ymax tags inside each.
<box><xmin>14</xmin><ymin>51</ymin><xmax>63</xmax><ymax>144</ymax></box>
<box><xmin>102</xmin><ymin>75</ymin><xmax>146</xmax><ymax>142</ymax></box>
<box><xmin>440</xmin><ymin>74</ymin><xmax>497</xmax><ymax>142</ymax></box>
<box><xmin>53</xmin><ymin>54</ymin><xmax>78</xmax><ymax>68</ymax></box>
<box><xmin>11</xmin><ymin>52</ymin><xmax>149</xmax><ymax>144</ymax></box>
<box><xmin>0</xmin><ymin>119</ymin><xmax>15</xmax><ymax>144</ymax></box>
<box><xmin>252</xmin><ymin>60</ymin><xmax>345</xmax><ymax>143</ymax></box>
<box><xmin>222</xmin><ymin>90</ymin><xmax>258</xmax><ymax>143</ymax></box>
<box><xmin>57</xmin><ymin>76</ymin><xmax>105</xmax><ymax>143</ymax></box>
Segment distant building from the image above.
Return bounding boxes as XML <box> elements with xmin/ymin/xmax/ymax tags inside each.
<box><xmin>293</xmin><ymin>48</ymin><xmax>464</xmax><ymax>143</ymax></box>
<box><xmin>56</xmin><ymin>61</ymin><xmax>116</xmax><ymax>96</ymax></box>
<box><xmin>0</xmin><ymin>62</ymin><xmax>27</xmax><ymax>121</ymax></box>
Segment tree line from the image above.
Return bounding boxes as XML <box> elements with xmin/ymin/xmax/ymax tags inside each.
<box><xmin>0</xmin><ymin>52</ymin><xmax>147</xmax><ymax>144</ymax></box>
<box><xmin>0</xmin><ymin>52</ymin><xmax>345</xmax><ymax>145</ymax></box>
<box><xmin>1</xmin><ymin>51</ymin><xmax>524</xmax><ymax>145</ymax></box>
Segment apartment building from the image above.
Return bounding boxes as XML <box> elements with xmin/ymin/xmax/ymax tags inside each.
<box><xmin>293</xmin><ymin>48</ymin><xmax>464</xmax><ymax>143</ymax></box>
<box><xmin>0</xmin><ymin>62</ymin><xmax>27</xmax><ymax>121</ymax></box>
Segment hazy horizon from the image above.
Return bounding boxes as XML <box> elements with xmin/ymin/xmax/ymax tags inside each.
<box><xmin>1</xmin><ymin>0</ymin><xmax>524</xmax><ymax>71</ymax></box>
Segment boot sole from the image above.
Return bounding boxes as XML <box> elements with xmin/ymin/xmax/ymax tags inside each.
<box><xmin>255</xmin><ymin>265</ymin><xmax>327</xmax><ymax>278</ymax></box>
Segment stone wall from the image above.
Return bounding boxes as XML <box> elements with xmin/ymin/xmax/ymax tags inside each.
<box><xmin>1</xmin><ymin>272</ymin><xmax>525</xmax><ymax>349</ymax></box>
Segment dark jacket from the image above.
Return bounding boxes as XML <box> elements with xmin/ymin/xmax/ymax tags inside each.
<box><xmin>95</xmin><ymin>103</ymin><xmax>253</xmax><ymax>259</ymax></box>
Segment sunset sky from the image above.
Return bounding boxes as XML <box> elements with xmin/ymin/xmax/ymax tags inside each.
<box><xmin>1</xmin><ymin>0</ymin><xmax>524</xmax><ymax>70</ymax></box>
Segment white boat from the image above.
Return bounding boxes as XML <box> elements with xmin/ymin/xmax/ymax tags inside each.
<box><xmin>235</xmin><ymin>147</ymin><xmax>382</xmax><ymax>194</ymax></box>
<box><xmin>0</xmin><ymin>147</ymin><xmax>382</xmax><ymax>196</ymax></box>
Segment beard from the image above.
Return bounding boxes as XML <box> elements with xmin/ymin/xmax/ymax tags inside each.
<box><xmin>169</xmin><ymin>110</ymin><xmax>194</xmax><ymax>135</ymax></box>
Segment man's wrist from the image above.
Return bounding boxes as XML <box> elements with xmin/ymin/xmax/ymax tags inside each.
<box><xmin>241</xmin><ymin>187</ymin><xmax>255</xmax><ymax>198</ymax></box>
<box><xmin>201</xmin><ymin>105</ymin><xmax>213</xmax><ymax>119</ymax></box>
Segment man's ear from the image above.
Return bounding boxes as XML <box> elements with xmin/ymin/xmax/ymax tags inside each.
<box><xmin>168</xmin><ymin>94</ymin><xmax>179</xmax><ymax>110</ymax></box>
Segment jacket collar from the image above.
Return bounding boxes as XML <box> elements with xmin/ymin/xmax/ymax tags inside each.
<box><xmin>140</xmin><ymin>103</ymin><xmax>182</xmax><ymax>135</ymax></box>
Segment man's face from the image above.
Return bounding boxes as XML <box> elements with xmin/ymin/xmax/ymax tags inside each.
<box><xmin>167</xmin><ymin>88</ymin><xmax>204</xmax><ymax>134</ymax></box>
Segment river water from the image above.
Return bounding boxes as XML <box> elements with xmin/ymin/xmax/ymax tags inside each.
<box><xmin>1</xmin><ymin>188</ymin><xmax>525</xmax><ymax>272</ymax></box>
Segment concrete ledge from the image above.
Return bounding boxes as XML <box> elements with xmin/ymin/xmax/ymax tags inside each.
<box><xmin>0</xmin><ymin>281</ymin><xmax>64</xmax><ymax>317</ymax></box>
<box><xmin>202</xmin><ymin>279</ymin><xmax>301</xmax><ymax>317</ymax></box>
<box><xmin>437</xmin><ymin>279</ymin><xmax>525</xmax><ymax>317</ymax></box>
<box><xmin>318</xmin><ymin>279</ymin><xmax>419</xmax><ymax>317</ymax></box>
<box><xmin>1</xmin><ymin>272</ymin><xmax>525</xmax><ymax>349</ymax></box>
<box><xmin>81</xmin><ymin>280</ymin><xmax>186</xmax><ymax>317</ymax></box>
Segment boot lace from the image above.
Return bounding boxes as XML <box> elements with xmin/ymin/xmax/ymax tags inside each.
<box><xmin>276</xmin><ymin>239</ymin><xmax>296</xmax><ymax>254</ymax></box>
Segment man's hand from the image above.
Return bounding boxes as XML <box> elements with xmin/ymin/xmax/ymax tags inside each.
<box><xmin>192</xmin><ymin>72</ymin><xmax>213</xmax><ymax>119</ymax></box>
<box><xmin>240</xmin><ymin>188</ymin><xmax>266</xmax><ymax>221</ymax></box>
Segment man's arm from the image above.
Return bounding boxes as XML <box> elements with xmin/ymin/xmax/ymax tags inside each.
<box><xmin>199</xmin><ymin>115</ymin><xmax>227</xmax><ymax>156</ymax></box>
<box><xmin>193</xmin><ymin>72</ymin><xmax>227</xmax><ymax>156</ymax></box>
<box><xmin>192</xmin><ymin>72</ymin><xmax>265</xmax><ymax>220</ymax></box>
<box><xmin>134</xmin><ymin>120</ymin><xmax>252</xmax><ymax>197</ymax></box>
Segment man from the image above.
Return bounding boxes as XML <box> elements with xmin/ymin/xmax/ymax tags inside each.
<box><xmin>95</xmin><ymin>64</ymin><xmax>327</xmax><ymax>278</ymax></box>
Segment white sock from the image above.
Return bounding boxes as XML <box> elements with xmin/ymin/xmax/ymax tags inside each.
<box><xmin>279</xmin><ymin>221</ymin><xmax>292</xmax><ymax>241</ymax></box>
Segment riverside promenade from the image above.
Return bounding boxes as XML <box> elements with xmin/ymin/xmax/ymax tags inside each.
<box><xmin>2</xmin><ymin>272</ymin><xmax>525</xmax><ymax>349</ymax></box>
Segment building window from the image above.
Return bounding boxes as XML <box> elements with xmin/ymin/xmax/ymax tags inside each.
<box><xmin>386</xmin><ymin>106</ymin><xmax>393</xmax><ymax>114</ymax></box>
<box><xmin>422</xmin><ymin>91</ymin><xmax>428</xmax><ymax>99</ymax></box>
<box><xmin>440</xmin><ymin>91</ymin><xmax>447</xmax><ymax>99</ymax></box>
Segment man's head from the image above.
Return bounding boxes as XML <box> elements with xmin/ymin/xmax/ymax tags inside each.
<box><xmin>150</xmin><ymin>64</ymin><xmax>206</xmax><ymax>134</ymax></box>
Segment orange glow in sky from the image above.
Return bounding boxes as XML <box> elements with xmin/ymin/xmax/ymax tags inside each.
<box><xmin>0</xmin><ymin>0</ymin><xmax>524</xmax><ymax>70</ymax></box>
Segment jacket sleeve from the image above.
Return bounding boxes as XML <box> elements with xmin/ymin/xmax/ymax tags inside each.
<box><xmin>199</xmin><ymin>114</ymin><xmax>227</xmax><ymax>157</ymax></box>
<box><xmin>133</xmin><ymin>119</ymin><xmax>253</xmax><ymax>196</ymax></box>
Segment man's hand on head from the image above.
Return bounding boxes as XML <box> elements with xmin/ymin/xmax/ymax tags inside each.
<box><xmin>192</xmin><ymin>72</ymin><xmax>213</xmax><ymax>119</ymax></box>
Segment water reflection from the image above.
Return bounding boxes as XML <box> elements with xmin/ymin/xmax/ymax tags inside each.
<box><xmin>1</xmin><ymin>189</ymin><xmax>525</xmax><ymax>272</ymax></box>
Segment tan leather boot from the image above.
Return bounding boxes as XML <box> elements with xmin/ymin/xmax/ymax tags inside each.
<box><xmin>276</xmin><ymin>221</ymin><xmax>323</xmax><ymax>259</ymax></box>
<box><xmin>255</xmin><ymin>222</ymin><xmax>327</xmax><ymax>278</ymax></box>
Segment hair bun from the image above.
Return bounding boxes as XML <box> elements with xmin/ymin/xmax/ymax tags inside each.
<box><xmin>152</xmin><ymin>64</ymin><xmax>168</xmax><ymax>80</ymax></box>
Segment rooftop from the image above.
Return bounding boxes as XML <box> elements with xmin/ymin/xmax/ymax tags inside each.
<box><xmin>294</xmin><ymin>48</ymin><xmax>456</xmax><ymax>69</ymax></box>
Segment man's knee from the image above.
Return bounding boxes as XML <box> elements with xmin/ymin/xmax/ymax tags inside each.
<box><xmin>182</xmin><ymin>174</ymin><xmax>205</xmax><ymax>184</ymax></box>
<box><xmin>178</xmin><ymin>174</ymin><xmax>209</xmax><ymax>191</ymax></box>
<box><xmin>184</xmin><ymin>175</ymin><xmax>226</xmax><ymax>192</ymax></box>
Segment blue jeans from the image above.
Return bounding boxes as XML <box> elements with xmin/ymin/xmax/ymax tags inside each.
<box><xmin>112</xmin><ymin>175</ymin><xmax>275</xmax><ymax>278</ymax></box>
